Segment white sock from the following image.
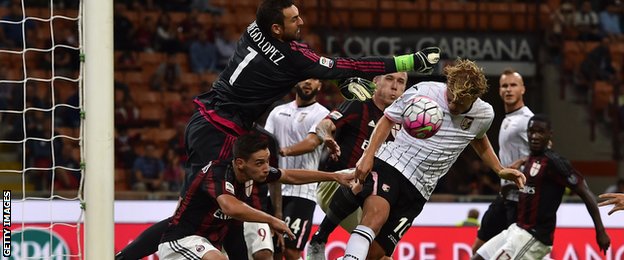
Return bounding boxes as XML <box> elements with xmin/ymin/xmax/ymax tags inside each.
<box><xmin>343</xmin><ymin>225</ymin><xmax>376</xmax><ymax>260</ymax></box>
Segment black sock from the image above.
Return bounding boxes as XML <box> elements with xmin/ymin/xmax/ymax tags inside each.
<box><xmin>312</xmin><ymin>186</ymin><xmax>360</xmax><ymax>243</ymax></box>
<box><xmin>116</xmin><ymin>217</ymin><xmax>171</xmax><ymax>259</ymax></box>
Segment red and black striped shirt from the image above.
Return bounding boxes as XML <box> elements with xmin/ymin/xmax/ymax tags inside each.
<box><xmin>161</xmin><ymin>160</ymin><xmax>282</xmax><ymax>248</ymax></box>
<box><xmin>517</xmin><ymin>150</ymin><xmax>584</xmax><ymax>245</ymax></box>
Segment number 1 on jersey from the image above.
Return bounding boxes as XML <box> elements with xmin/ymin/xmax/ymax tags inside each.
<box><xmin>229</xmin><ymin>46</ymin><xmax>258</xmax><ymax>85</ymax></box>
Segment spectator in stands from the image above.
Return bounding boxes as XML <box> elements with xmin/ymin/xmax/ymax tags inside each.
<box><xmin>114</xmin><ymin>88</ymin><xmax>141</xmax><ymax>128</ymax></box>
<box><xmin>190</xmin><ymin>0</ymin><xmax>223</xmax><ymax>14</ymax></box>
<box><xmin>599</xmin><ymin>3</ymin><xmax>623</xmax><ymax>41</ymax></box>
<box><xmin>177</xmin><ymin>9</ymin><xmax>203</xmax><ymax>50</ymax></box>
<box><xmin>168</xmin><ymin>121</ymin><xmax>187</xmax><ymax>161</ymax></box>
<box><xmin>547</xmin><ymin>1</ymin><xmax>575</xmax><ymax>61</ymax></box>
<box><xmin>457</xmin><ymin>208</ymin><xmax>480</xmax><ymax>227</ymax></box>
<box><xmin>166</xmin><ymin>88</ymin><xmax>194</xmax><ymax>127</ymax></box>
<box><xmin>215</xmin><ymin>26</ymin><xmax>237</xmax><ymax>70</ymax></box>
<box><xmin>163</xmin><ymin>148</ymin><xmax>184</xmax><ymax>191</ymax></box>
<box><xmin>55</xmin><ymin>28</ymin><xmax>81</xmax><ymax>77</ymax></box>
<box><xmin>154</xmin><ymin>12</ymin><xmax>180</xmax><ymax>53</ymax></box>
<box><xmin>132</xmin><ymin>143</ymin><xmax>168</xmax><ymax>192</ymax></box>
<box><xmin>574</xmin><ymin>1</ymin><xmax>603</xmax><ymax>41</ymax></box>
<box><xmin>131</xmin><ymin>0</ymin><xmax>158</xmax><ymax>11</ymax></box>
<box><xmin>116</xmin><ymin>50</ymin><xmax>141</xmax><ymax>71</ymax></box>
<box><xmin>115</xmin><ymin>127</ymin><xmax>140</xmax><ymax>169</ymax></box>
<box><xmin>133</xmin><ymin>16</ymin><xmax>157</xmax><ymax>52</ymax></box>
<box><xmin>578</xmin><ymin>38</ymin><xmax>616</xmax><ymax>91</ymax></box>
<box><xmin>1</xmin><ymin>4</ymin><xmax>35</xmax><ymax>49</ymax></box>
<box><xmin>604</xmin><ymin>178</ymin><xmax>624</xmax><ymax>193</ymax></box>
<box><xmin>189</xmin><ymin>30</ymin><xmax>218</xmax><ymax>74</ymax></box>
<box><xmin>150</xmin><ymin>53</ymin><xmax>182</xmax><ymax>91</ymax></box>
<box><xmin>55</xmin><ymin>146</ymin><xmax>81</xmax><ymax>190</ymax></box>
<box><xmin>26</xmin><ymin>116</ymin><xmax>63</xmax><ymax>191</ymax></box>
<box><xmin>114</xmin><ymin>2</ymin><xmax>135</xmax><ymax>51</ymax></box>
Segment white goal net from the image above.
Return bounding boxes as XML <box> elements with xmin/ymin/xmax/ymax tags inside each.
<box><xmin>0</xmin><ymin>1</ymin><xmax>113</xmax><ymax>259</ymax></box>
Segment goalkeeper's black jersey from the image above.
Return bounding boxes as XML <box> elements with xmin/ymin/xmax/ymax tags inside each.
<box><xmin>195</xmin><ymin>21</ymin><xmax>398</xmax><ymax>129</ymax></box>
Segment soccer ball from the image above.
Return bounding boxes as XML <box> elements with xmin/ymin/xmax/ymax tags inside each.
<box><xmin>401</xmin><ymin>96</ymin><xmax>443</xmax><ymax>139</ymax></box>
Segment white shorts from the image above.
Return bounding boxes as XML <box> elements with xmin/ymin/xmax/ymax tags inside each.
<box><xmin>157</xmin><ymin>235</ymin><xmax>219</xmax><ymax>260</ymax></box>
<box><xmin>477</xmin><ymin>223</ymin><xmax>552</xmax><ymax>260</ymax></box>
<box><xmin>244</xmin><ymin>222</ymin><xmax>274</xmax><ymax>258</ymax></box>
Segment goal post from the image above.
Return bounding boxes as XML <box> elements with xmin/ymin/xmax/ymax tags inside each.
<box><xmin>83</xmin><ymin>0</ymin><xmax>114</xmax><ymax>259</ymax></box>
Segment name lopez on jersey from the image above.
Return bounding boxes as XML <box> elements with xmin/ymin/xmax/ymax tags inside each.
<box><xmin>247</xmin><ymin>22</ymin><xmax>285</xmax><ymax>65</ymax></box>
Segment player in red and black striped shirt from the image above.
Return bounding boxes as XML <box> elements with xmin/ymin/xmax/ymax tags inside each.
<box><xmin>474</xmin><ymin>115</ymin><xmax>610</xmax><ymax>259</ymax></box>
<box><xmin>157</xmin><ymin>132</ymin><xmax>355</xmax><ymax>260</ymax></box>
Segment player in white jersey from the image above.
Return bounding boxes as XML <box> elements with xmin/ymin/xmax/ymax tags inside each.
<box><xmin>472</xmin><ymin>69</ymin><xmax>534</xmax><ymax>256</ymax></box>
<box><xmin>264</xmin><ymin>78</ymin><xmax>330</xmax><ymax>260</ymax></box>
<box><xmin>340</xmin><ymin>59</ymin><xmax>526</xmax><ymax>260</ymax></box>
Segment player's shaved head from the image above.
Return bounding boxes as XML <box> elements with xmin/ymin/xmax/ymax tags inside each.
<box><xmin>500</xmin><ymin>68</ymin><xmax>524</xmax><ymax>86</ymax></box>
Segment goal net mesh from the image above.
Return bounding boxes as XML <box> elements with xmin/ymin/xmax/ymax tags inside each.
<box><xmin>0</xmin><ymin>1</ymin><xmax>84</xmax><ymax>259</ymax></box>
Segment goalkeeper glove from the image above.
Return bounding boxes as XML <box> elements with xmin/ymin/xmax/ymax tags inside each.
<box><xmin>339</xmin><ymin>77</ymin><xmax>376</xmax><ymax>101</ymax></box>
<box><xmin>394</xmin><ymin>47</ymin><xmax>441</xmax><ymax>74</ymax></box>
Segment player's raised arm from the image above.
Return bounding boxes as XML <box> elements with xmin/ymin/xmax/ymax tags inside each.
<box><xmin>470</xmin><ymin>136</ymin><xmax>526</xmax><ymax>188</ymax></box>
<box><xmin>354</xmin><ymin>115</ymin><xmax>393</xmax><ymax>181</ymax></box>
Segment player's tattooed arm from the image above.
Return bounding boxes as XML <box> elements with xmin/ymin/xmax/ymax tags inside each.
<box><xmin>315</xmin><ymin>119</ymin><xmax>341</xmax><ymax>160</ymax></box>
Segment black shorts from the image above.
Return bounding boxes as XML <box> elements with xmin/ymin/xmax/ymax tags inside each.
<box><xmin>281</xmin><ymin>196</ymin><xmax>316</xmax><ymax>250</ymax></box>
<box><xmin>184</xmin><ymin>111</ymin><xmax>242</xmax><ymax>174</ymax></box>
<box><xmin>477</xmin><ymin>195</ymin><xmax>518</xmax><ymax>241</ymax></box>
<box><xmin>360</xmin><ymin>158</ymin><xmax>427</xmax><ymax>256</ymax></box>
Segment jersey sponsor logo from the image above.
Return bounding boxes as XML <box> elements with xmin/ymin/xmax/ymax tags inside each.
<box><xmin>319</xmin><ymin>57</ymin><xmax>334</xmax><ymax>68</ymax></box>
<box><xmin>225</xmin><ymin>182</ymin><xmax>235</xmax><ymax>195</ymax></box>
<box><xmin>329</xmin><ymin>111</ymin><xmax>343</xmax><ymax>120</ymax></box>
<box><xmin>460</xmin><ymin>116</ymin><xmax>474</xmax><ymax>130</ymax></box>
<box><xmin>201</xmin><ymin>162</ymin><xmax>213</xmax><ymax>173</ymax></box>
<box><xmin>529</xmin><ymin>162</ymin><xmax>541</xmax><ymax>177</ymax></box>
<box><xmin>213</xmin><ymin>209</ymin><xmax>232</xmax><ymax>220</ymax></box>
<box><xmin>278</xmin><ymin>112</ymin><xmax>292</xmax><ymax>117</ymax></box>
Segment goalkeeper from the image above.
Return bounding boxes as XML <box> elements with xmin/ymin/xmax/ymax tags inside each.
<box><xmin>307</xmin><ymin>72</ymin><xmax>408</xmax><ymax>260</ymax></box>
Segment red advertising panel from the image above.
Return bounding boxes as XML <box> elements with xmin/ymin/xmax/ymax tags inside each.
<box><xmin>8</xmin><ymin>224</ymin><xmax>624</xmax><ymax>260</ymax></box>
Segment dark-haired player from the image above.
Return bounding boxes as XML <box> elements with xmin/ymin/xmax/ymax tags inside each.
<box><xmin>156</xmin><ymin>132</ymin><xmax>355</xmax><ymax>260</ymax></box>
<box><xmin>473</xmin><ymin>115</ymin><xmax>610</xmax><ymax>260</ymax></box>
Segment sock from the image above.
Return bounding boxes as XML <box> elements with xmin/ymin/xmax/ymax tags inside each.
<box><xmin>116</xmin><ymin>217</ymin><xmax>171</xmax><ymax>259</ymax></box>
<box><xmin>343</xmin><ymin>225</ymin><xmax>375</xmax><ymax>260</ymax></box>
<box><xmin>312</xmin><ymin>186</ymin><xmax>360</xmax><ymax>243</ymax></box>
